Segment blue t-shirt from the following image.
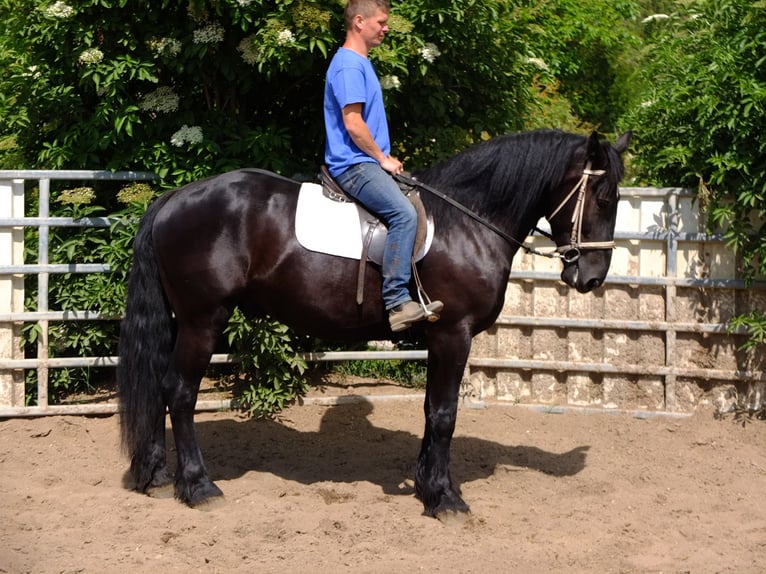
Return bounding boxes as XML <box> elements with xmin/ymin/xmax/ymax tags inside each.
<box><xmin>324</xmin><ymin>47</ymin><xmax>391</xmax><ymax>178</ymax></box>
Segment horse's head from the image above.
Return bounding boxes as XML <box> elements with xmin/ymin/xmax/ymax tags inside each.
<box><xmin>547</xmin><ymin>131</ymin><xmax>631</xmax><ymax>293</ymax></box>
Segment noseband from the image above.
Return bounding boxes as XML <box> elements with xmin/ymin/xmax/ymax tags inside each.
<box><xmin>545</xmin><ymin>161</ymin><xmax>615</xmax><ymax>263</ymax></box>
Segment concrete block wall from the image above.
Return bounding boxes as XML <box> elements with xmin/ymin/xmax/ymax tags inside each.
<box><xmin>465</xmin><ymin>189</ymin><xmax>766</xmax><ymax>413</ymax></box>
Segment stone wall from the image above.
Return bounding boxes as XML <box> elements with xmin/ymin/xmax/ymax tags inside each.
<box><xmin>465</xmin><ymin>188</ymin><xmax>766</xmax><ymax>414</ymax></box>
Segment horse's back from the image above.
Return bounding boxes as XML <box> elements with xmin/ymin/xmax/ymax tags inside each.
<box><xmin>153</xmin><ymin>168</ymin><xmax>299</xmax><ymax>238</ymax></box>
<box><xmin>150</xmin><ymin>169</ymin><xmax>302</xmax><ymax>313</ymax></box>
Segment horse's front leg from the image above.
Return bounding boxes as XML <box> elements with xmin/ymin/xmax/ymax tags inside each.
<box><xmin>416</xmin><ymin>330</ymin><xmax>472</xmax><ymax>519</ymax></box>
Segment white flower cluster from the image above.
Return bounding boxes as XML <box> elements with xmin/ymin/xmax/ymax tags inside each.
<box><xmin>117</xmin><ymin>183</ymin><xmax>154</xmax><ymax>204</ymax></box>
<box><xmin>22</xmin><ymin>65</ymin><xmax>42</xmax><ymax>79</ymax></box>
<box><xmin>237</xmin><ymin>36</ymin><xmax>260</xmax><ymax>65</ymax></box>
<box><xmin>193</xmin><ymin>23</ymin><xmax>225</xmax><ymax>44</ymax></box>
<box><xmin>526</xmin><ymin>57</ymin><xmax>549</xmax><ymax>71</ymax></box>
<box><xmin>170</xmin><ymin>125</ymin><xmax>204</xmax><ymax>147</ymax></box>
<box><xmin>44</xmin><ymin>1</ymin><xmax>74</xmax><ymax>18</ymax></box>
<box><xmin>418</xmin><ymin>43</ymin><xmax>441</xmax><ymax>63</ymax></box>
<box><xmin>642</xmin><ymin>13</ymin><xmax>669</xmax><ymax>23</ymax></box>
<box><xmin>380</xmin><ymin>75</ymin><xmax>401</xmax><ymax>90</ymax></box>
<box><xmin>276</xmin><ymin>29</ymin><xmax>295</xmax><ymax>46</ymax></box>
<box><xmin>58</xmin><ymin>186</ymin><xmax>95</xmax><ymax>205</ymax></box>
<box><xmin>78</xmin><ymin>48</ymin><xmax>104</xmax><ymax>65</ymax></box>
<box><xmin>149</xmin><ymin>37</ymin><xmax>182</xmax><ymax>57</ymax></box>
<box><xmin>236</xmin><ymin>0</ymin><xmax>252</xmax><ymax>5</ymax></box>
<box><xmin>140</xmin><ymin>86</ymin><xmax>179</xmax><ymax>114</ymax></box>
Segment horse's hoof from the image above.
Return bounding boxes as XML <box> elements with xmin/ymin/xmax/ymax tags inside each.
<box><xmin>435</xmin><ymin>509</ymin><xmax>472</xmax><ymax>527</ymax></box>
<box><xmin>146</xmin><ymin>483</ymin><xmax>175</xmax><ymax>499</ymax></box>
<box><xmin>179</xmin><ymin>479</ymin><xmax>224</xmax><ymax>508</ymax></box>
<box><xmin>191</xmin><ymin>494</ymin><xmax>226</xmax><ymax>512</ymax></box>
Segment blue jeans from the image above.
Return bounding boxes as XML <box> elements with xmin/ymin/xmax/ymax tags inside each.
<box><xmin>335</xmin><ymin>162</ymin><xmax>417</xmax><ymax>310</ymax></box>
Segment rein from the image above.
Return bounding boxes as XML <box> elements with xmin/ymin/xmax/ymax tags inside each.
<box><xmin>394</xmin><ymin>161</ymin><xmax>613</xmax><ymax>263</ymax></box>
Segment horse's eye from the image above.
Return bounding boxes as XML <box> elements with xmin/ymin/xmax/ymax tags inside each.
<box><xmin>595</xmin><ymin>185</ymin><xmax>618</xmax><ymax>209</ymax></box>
<box><xmin>596</xmin><ymin>196</ymin><xmax>612</xmax><ymax>209</ymax></box>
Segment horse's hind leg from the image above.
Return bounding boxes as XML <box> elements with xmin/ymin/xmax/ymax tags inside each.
<box><xmin>129</xmin><ymin>411</ymin><xmax>174</xmax><ymax>497</ymax></box>
<box><xmin>163</xmin><ymin>318</ymin><xmax>226</xmax><ymax>506</ymax></box>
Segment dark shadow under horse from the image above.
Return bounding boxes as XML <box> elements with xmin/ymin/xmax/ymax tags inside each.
<box><xmin>118</xmin><ymin>129</ymin><xmax>630</xmax><ymax>519</ymax></box>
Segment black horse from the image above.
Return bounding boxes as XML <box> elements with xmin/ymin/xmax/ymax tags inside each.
<box><xmin>118</xmin><ymin>129</ymin><xmax>631</xmax><ymax>518</ymax></box>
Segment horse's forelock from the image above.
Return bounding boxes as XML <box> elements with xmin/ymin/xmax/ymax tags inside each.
<box><xmin>593</xmin><ymin>140</ymin><xmax>626</xmax><ymax>203</ymax></box>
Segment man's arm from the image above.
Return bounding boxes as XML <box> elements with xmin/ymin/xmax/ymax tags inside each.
<box><xmin>342</xmin><ymin>103</ymin><xmax>403</xmax><ymax>175</ymax></box>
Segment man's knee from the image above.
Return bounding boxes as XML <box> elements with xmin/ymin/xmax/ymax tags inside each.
<box><xmin>397</xmin><ymin>199</ymin><xmax>418</xmax><ymax>228</ymax></box>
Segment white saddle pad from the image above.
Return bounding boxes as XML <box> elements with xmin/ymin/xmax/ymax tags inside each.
<box><xmin>295</xmin><ymin>182</ymin><xmax>433</xmax><ymax>262</ymax></box>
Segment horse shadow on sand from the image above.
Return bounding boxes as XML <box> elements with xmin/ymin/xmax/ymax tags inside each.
<box><xmin>185</xmin><ymin>397</ymin><xmax>590</xmax><ymax>497</ymax></box>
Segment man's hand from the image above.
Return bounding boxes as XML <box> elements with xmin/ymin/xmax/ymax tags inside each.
<box><xmin>380</xmin><ymin>155</ymin><xmax>403</xmax><ymax>175</ymax></box>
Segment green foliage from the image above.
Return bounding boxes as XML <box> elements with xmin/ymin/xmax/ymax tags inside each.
<box><xmin>0</xmin><ymin>135</ymin><xmax>26</xmax><ymax>168</ymax></box>
<box><xmin>0</xmin><ymin>0</ymin><xmax>334</xmax><ymax>184</ymax></box>
<box><xmin>22</xmin><ymin>180</ymin><xmax>154</xmax><ymax>401</ymax></box>
<box><xmin>1</xmin><ymin>0</ymin><xmax>645</xmax><ymax>410</ymax></box>
<box><xmin>382</xmin><ymin>0</ymin><xmax>534</xmax><ymax>164</ymax></box>
<box><xmin>224</xmin><ymin>308</ymin><xmax>309</xmax><ymax>417</ymax></box>
<box><xmin>514</xmin><ymin>0</ymin><xmax>642</xmax><ymax>132</ymax></box>
<box><xmin>729</xmin><ymin>311</ymin><xmax>766</xmax><ymax>352</ymax></box>
<box><xmin>622</xmin><ymin>0</ymin><xmax>766</xmax><ymax>349</ymax></box>
<box><xmin>0</xmin><ymin>0</ymin><xmax>642</xmax><ymax>178</ymax></box>
<box><xmin>333</xmin><ymin>354</ymin><xmax>427</xmax><ymax>389</ymax></box>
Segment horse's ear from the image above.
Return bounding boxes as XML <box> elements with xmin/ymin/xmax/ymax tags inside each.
<box><xmin>587</xmin><ymin>130</ymin><xmax>606</xmax><ymax>165</ymax></box>
<box><xmin>586</xmin><ymin>131</ymin><xmax>604</xmax><ymax>163</ymax></box>
<box><xmin>614</xmin><ymin>131</ymin><xmax>632</xmax><ymax>155</ymax></box>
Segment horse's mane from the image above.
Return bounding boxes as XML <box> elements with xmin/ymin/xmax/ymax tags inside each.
<box><xmin>416</xmin><ymin>129</ymin><xmax>589</xmax><ymax>229</ymax></box>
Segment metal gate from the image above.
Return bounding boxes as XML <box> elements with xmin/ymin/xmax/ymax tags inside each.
<box><xmin>0</xmin><ymin>172</ymin><xmax>763</xmax><ymax>417</ymax></box>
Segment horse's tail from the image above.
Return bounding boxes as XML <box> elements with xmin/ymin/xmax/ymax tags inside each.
<box><xmin>117</xmin><ymin>192</ymin><xmax>175</xmax><ymax>462</ymax></box>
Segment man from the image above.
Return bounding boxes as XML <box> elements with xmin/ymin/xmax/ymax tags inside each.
<box><xmin>323</xmin><ymin>0</ymin><xmax>443</xmax><ymax>332</ymax></box>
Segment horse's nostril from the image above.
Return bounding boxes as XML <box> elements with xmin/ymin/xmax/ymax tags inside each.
<box><xmin>585</xmin><ymin>277</ymin><xmax>603</xmax><ymax>291</ymax></box>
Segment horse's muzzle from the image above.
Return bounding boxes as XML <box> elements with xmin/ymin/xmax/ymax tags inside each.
<box><xmin>560</xmin><ymin>255</ymin><xmax>610</xmax><ymax>293</ymax></box>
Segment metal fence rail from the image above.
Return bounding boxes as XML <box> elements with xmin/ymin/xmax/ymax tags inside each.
<box><xmin>474</xmin><ymin>186</ymin><xmax>766</xmax><ymax>412</ymax></box>
<box><xmin>0</xmin><ymin>173</ymin><xmax>762</xmax><ymax>417</ymax></box>
<box><xmin>0</xmin><ymin>171</ymin><xmax>154</xmax><ymax>414</ymax></box>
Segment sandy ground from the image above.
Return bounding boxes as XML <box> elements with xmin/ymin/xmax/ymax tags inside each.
<box><xmin>2</xmin><ymin>383</ymin><xmax>766</xmax><ymax>574</ymax></box>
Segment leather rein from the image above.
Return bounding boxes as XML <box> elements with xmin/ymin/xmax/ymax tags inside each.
<box><xmin>394</xmin><ymin>161</ymin><xmax>614</xmax><ymax>264</ymax></box>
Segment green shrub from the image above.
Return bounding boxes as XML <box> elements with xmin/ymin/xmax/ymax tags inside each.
<box><xmin>621</xmin><ymin>0</ymin><xmax>766</xmax><ymax>352</ymax></box>
<box><xmin>224</xmin><ymin>308</ymin><xmax>309</xmax><ymax>417</ymax></box>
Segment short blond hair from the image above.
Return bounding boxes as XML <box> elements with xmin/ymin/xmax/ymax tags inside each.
<box><xmin>344</xmin><ymin>0</ymin><xmax>390</xmax><ymax>30</ymax></box>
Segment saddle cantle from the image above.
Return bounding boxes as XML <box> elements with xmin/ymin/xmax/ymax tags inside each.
<box><xmin>294</xmin><ymin>167</ymin><xmax>434</xmax><ymax>304</ymax></box>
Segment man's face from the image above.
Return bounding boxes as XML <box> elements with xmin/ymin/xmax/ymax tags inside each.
<box><xmin>359</xmin><ymin>8</ymin><xmax>389</xmax><ymax>49</ymax></box>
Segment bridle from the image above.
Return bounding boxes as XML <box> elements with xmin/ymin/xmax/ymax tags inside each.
<box><xmin>394</xmin><ymin>161</ymin><xmax>615</xmax><ymax>264</ymax></box>
<box><xmin>544</xmin><ymin>161</ymin><xmax>615</xmax><ymax>263</ymax></box>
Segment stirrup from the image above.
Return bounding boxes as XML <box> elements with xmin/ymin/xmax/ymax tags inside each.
<box><xmin>412</xmin><ymin>259</ymin><xmax>442</xmax><ymax>322</ymax></box>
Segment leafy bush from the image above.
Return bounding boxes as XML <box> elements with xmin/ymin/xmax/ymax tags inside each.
<box><xmin>515</xmin><ymin>0</ymin><xmax>642</xmax><ymax>132</ymax></box>
<box><xmin>622</xmin><ymin>0</ymin><xmax>766</xmax><ymax>349</ymax></box>
<box><xmin>224</xmin><ymin>308</ymin><xmax>309</xmax><ymax>417</ymax></box>
<box><xmin>0</xmin><ymin>0</ymin><xmax>642</xmax><ymax>176</ymax></box>
<box><xmin>2</xmin><ymin>0</ymin><xmax>645</xmax><ymax>411</ymax></box>
<box><xmin>333</xmin><ymin>355</ymin><xmax>427</xmax><ymax>389</ymax></box>
<box><xmin>22</xmin><ymin>182</ymin><xmax>154</xmax><ymax>402</ymax></box>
